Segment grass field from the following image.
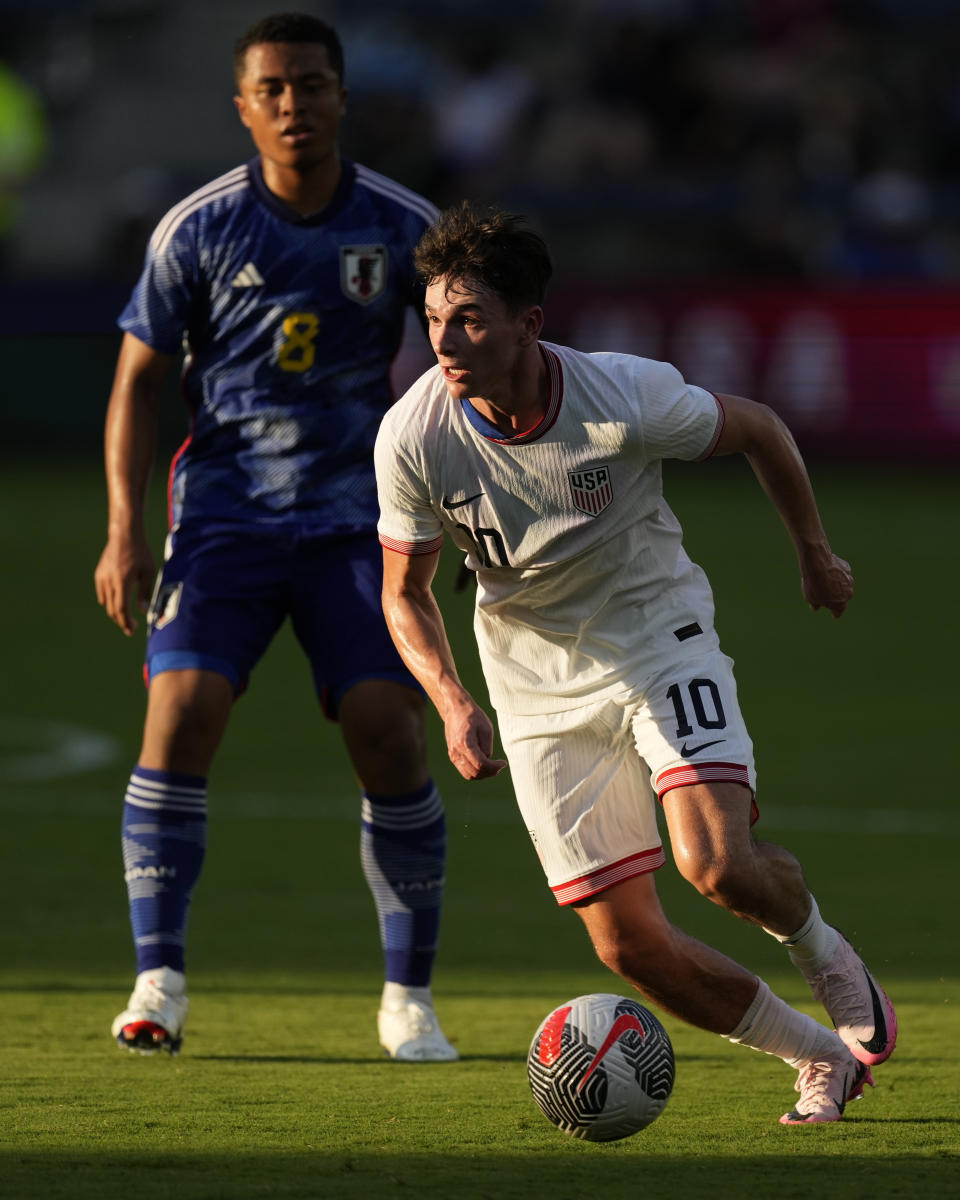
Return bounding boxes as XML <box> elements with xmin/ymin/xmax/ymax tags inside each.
<box><xmin>2</xmin><ymin>454</ymin><xmax>958</xmax><ymax>1199</ymax></box>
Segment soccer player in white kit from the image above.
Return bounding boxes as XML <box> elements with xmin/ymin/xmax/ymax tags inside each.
<box><xmin>374</xmin><ymin>202</ymin><xmax>897</xmax><ymax>1124</ymax></box>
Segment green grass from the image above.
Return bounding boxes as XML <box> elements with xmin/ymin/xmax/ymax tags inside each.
<box><xmin>1</xmin><ymin>456</ymin><xmax>958</xmax><ymax>1198</ymax></box>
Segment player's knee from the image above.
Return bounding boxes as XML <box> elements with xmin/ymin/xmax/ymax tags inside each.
<box><xmin>343</xmin><ymin>697</ymin><xmax>429</xmax><ymax>790</ymax></box>
<box><xmin>675</xmin><ymin>850</ymin><xmax>753</xmax><ymax>910</ymax></box>
<box><xmin>592</xmin><ymin>935</ymin><xmax>637</xmax><ymax>980</ymax></box>
<box><xmin>369</xmin><ymin>706</ymin><xmax>426</xmax><ymax>758</ymax></box>
<box><xmin>588</xmin><ymin>921</ymin><xmax>674</xmax><ymax>986</ymax></box>
<box><xmin>142</xmin><ymin>671</ymin><xmax>232</xmax><ymax>770</ymax></box>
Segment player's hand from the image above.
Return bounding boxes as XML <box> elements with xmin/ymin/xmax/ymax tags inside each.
<box><xmin>94</xmin><ymin>532</ymin><xmax>155</xmax><ymax>636</ymax></box>
<box><xmin>444</xmin><ymin>699</ymin><xmax>507</xmax><ymax>781</ymax></box>
<box><xmin>800</xmin><ymin>544</ymin><xmax>853</xmax><ymax>618</ymax></box>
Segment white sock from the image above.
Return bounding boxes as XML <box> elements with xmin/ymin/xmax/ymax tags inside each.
<box><xmin>381</xmin><ymin>982</ymin><xmax>432</xmax><ymax>1011</ymax></box>
<box><xmin>764</xmin><ymin>895</ymin><xmax>840</xmax><ymax>976</ymax></box>
<box><xmin>724</xmin><ymin>979</ymin><xmax>843</xmax><ymax>1068</ymax></box>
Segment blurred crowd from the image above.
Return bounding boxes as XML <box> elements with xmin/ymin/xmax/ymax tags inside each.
<box><xmin>3</xmin><ymin>0</ymin><xmax>960</xmax><ymax>283</ymax></box>
<box><xmin>342</xmin><ymin>0</ymin><xmax>960</xmax><ymax>282</ymax></box>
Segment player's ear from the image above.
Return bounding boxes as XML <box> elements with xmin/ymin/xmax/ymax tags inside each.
<box><xmin>518</xmin><ymin>306</ymin><xmax>544</xmax><ymax>346</ymax></box>
<box><xmin>234</xmin><ymin>93</ymin><xmax>251</xmax><ymax>129</ymax></box>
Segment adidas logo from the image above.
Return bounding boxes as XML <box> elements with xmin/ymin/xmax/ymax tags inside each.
<box><xmin>230</xmin><ymin>262</ymin><xmax>264</xmax><ymax>287</ymax></box>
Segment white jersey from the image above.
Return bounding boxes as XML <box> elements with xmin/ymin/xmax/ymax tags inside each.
<box><xmin>375</xmin><ymin>341</ymin><xmax>724</xmax><ymax>715</ymax></box>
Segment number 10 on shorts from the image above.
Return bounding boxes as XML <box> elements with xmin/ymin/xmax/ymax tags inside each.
<box><xmin>666</xmin><ymin>678</ymin><xmax>727</xmax><ymax>738</ymax></box>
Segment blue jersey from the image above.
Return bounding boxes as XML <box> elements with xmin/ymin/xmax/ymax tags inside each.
<box><xmin>120</xmin><ymin>158</ymin><xmax>438</xmax><ymax>536</ymax></box>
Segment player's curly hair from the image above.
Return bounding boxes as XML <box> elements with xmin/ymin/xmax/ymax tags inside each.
<box><xmin>233</xmin><ymin>12</ymin><xmax>344</xmax><ymax>84</ymax></box>
<box><xmin>415</xmin><ymin>202</ymin><xmax>553</xmax><ymax>312</ymax></box>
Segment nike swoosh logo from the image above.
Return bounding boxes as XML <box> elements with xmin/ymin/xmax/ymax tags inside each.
<box><xmin>835</xmin><ymin>1076</ymin><xmax>849</xmax><ymax>1116</ymax></box>
<box><xmin>442</xmin><ymin>491</ymin><xmax>485</xmax><ymax>510</ymax></box>
<box><xmin>536</xmin><ymin>1005</ymin><xmax>571</xmax><ymax>1067</ymax></box>
<box><xmin>837</xmin><ymin>1061</ymin><xmax>869</xmax><ymax>1114</ymax></box>
<box><xmin>857</xmin><ymin>972</ymin><xmax>889</xmax><ymax>1055</ymax></box>
<box><xmin>680</xmin><ymin>738</ymin><xmax>726</xmax><ymax>756</ymax></box>
<box><xmin>576</xmin><ymin>1013</ymin><xmax>645</xmax><ymax>1093</ymax></box>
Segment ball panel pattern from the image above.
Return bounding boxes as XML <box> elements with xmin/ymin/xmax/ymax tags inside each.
<box><xmin>527</xmin><ymin>994</ymin><xmax>675</xmax><ymax>1142</ymax></box>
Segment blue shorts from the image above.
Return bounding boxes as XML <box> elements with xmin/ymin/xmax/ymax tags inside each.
<box><xmin>145</xmin><ymin>525</ymin><xmax>419</xmax><ymax>718</ymax></box>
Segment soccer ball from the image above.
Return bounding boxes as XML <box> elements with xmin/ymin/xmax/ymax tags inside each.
<box><xmin>527</xmin><ymin>993</ymin><xmax>675</xmax><ymax>1142</ymax></box>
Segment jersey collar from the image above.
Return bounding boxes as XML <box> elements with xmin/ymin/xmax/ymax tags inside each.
<box><xmin>247</xmin><ymin>156</ymin><xmax>357</xmax><ymax>226</ymax></box>
<box><xmin>458</xmin><ymin>344</ymin><xmax>564</xmax><ymax>444</ymax></box>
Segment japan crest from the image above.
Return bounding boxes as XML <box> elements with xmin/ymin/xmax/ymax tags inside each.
<box><xmin>147</xmin><ymin>581</ymin><xmax>183</xmax><ymax>631</ymax></box>
<box><xmin>340</xmin><ymin>245</ymin><xmax>387</xmax><ymax>304</ymax></box>
<box><xmin>568</xmin><ymin>465</ymin><xmax>613</xmax><ymax>516</ymax></box>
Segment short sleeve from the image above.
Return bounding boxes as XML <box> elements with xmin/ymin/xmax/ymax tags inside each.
<box><xmin>632</xmin><ymin>358</ymin><xmax>724</xmax><ymax>462</ymax></box>
<box><xmin>374</xmin><ymin>409</ymin><xmax>445</xmax><ymax>556</ymax></box>
<box><xmin>118</xmin><ymin>217</ymin><xmax>198</xmax><ymax>355</ymax></box>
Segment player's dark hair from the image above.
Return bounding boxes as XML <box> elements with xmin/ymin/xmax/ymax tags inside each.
<box><xmin>233</xmin><ymin>12</ymin><xmax>344</xmax><ymax>85</ymax></box>
<box><xmin>415</xmin><ymin>202</ymin><xmax>553</xmax><ymax>312</ymax></box>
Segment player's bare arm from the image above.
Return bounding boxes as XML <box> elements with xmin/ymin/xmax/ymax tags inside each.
<box><xmin>381</xmin><ymin>546</ymin><xmax>506</xmax><ymax>781</ymax></box>
<box><xmin>712</xmin><ymin>392</ymin><xmax>853</xmax><ymax>617</ymax></box>
<box><xmin>94</xmin><ymin>332</ymin><xmax>173</xmax><ymax>635</ymax></box>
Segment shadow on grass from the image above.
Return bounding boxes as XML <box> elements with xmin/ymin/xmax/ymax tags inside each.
<box><xmin>3</xmin><ymin>1149</ymin><xmax>957</xmax><ymax>1200</ymax></box>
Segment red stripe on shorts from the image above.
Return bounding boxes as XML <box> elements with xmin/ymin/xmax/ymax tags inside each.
<box><xmin>551</xmin><ymin>846</ymin><xmax>666</xmax><ymax>906</ymax></box>
<box><xmin>655</xmin><ymin>761</ymin><xmax>759</xmax><ymax>825</ymax></box>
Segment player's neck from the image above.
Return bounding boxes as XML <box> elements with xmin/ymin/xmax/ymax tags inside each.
<box><xmin>470</xmin><ymin>346</ymin><xmax>548</xmax><ymax>436</ymax></box>
<box><xmin>260</xmin><ymin>153</ymin><xmax>342</xmax><ymax>218</ymax></box>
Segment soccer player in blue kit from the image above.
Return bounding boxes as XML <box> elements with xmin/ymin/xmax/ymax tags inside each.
<box><xmin>93</xmin><ymin>12</ymin><xmax>457</xmax><ymax>1061</ymax></box>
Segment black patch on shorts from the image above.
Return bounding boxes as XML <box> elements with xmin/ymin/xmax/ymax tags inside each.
<box><xmin>673</xmin><ymin>622</ymin><xmax>703</xmax><ymax>642</ymax></box>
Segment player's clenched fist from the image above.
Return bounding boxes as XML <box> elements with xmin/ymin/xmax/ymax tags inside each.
<box><xmin>801</xmin><ymin>547</ymin><xmax>854</xmax><ymax>618</ymax></box>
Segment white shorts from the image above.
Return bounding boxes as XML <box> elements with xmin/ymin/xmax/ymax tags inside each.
<box><xmin>497</xmin><ymin>647</ymin><xmax>756</xmax><ymax>906</ymax></box>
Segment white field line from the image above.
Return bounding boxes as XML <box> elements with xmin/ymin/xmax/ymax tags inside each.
<box><xmin>0</xmin><ymin>717</ymin><xmax>121</xmax><ymax>782</ymax></box>
<box><xmin>2</xmin><ymin>718</ymin><xmax>956</xmax><ymax>835</ymax></box>
<box><xmin>0</xmin><ymin>786</ymin><xmax>957</xmax><ymax>836</ymax></box>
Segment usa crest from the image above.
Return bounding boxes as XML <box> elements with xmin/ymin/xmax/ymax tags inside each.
<box><xmin>569</xmin><ymin>465</ymin><xmax>613</xmax><ymax>516</ymax></box>
<box><xmin>340</xmin><ymin>245</ymin><xmax>387</xmax><ymax>305</ymax></box>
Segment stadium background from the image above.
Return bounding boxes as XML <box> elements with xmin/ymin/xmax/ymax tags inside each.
<box><xmin>1</xmin><ymin>2</ymin><xmax>958</xmax><ymax>1196</ymax></box>
<box><xmin>4</xmin><ymin>0</ymin><xmax>960</xmax><ymax>456</ymax></box>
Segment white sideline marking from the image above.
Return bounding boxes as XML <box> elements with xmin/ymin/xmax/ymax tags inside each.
<box><xmin>0</xmin><ymin>716</ymin><xmax>121</xmax><ymax>782</ymax></box>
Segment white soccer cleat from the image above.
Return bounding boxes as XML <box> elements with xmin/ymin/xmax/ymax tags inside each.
<box><xmin>378</xmin><ymin>997</ymin><xmax>459</xmax><ymax>1062</ymax></box>
<box><xmin>779</xmin><ymin>1043</ymin><xmax>874</xmax><ymax>1125</ymax></box>
<box><xmin>808</xmin><ymin>934</ymin><xmax>897</xmax><ymax>1066</ymax></box>
<box><xmin>111</xmin><ymin>966</ymin><xmax>189</xmax><ymax>1055</ymax></box>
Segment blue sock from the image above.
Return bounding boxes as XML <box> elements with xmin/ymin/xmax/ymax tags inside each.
<box><xmin>121</xmin><ymin>766</ymin><xmax>207</xmax><ymax>974</ymax></box>
<box><xmin>360</xmin><ymin>780</ymin><xmax>446</xmax><ymax>988</ymax></box>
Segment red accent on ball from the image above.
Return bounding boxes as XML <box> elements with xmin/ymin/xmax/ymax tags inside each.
<box><xmin>538</xmin><ymin>1005</ymin><xmax>572</xmax><ymax>1066</ymax></box>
